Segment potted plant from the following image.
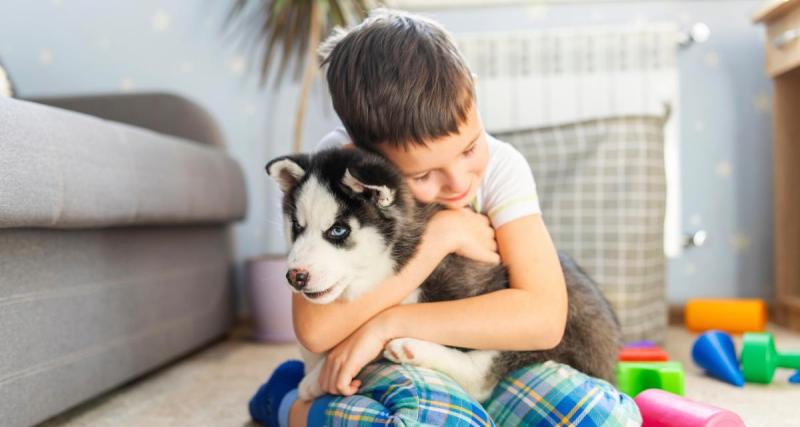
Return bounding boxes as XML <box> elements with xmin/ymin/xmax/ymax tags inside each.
<box><xmin>225</xmin><ymin>0</ymin><xmax>379</xmax><ymax>151</ymax></box>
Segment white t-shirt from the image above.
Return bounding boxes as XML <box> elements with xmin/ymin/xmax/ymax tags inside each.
<box><xmin>316</xmin><ymin>128</ymin><xmax>541</xmax><ymax>228</ymax></box>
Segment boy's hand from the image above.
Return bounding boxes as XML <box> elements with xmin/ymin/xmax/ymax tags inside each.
<box><xmin>427</xmin><ymin>208</ymin><xmax>500</xmax><ymax>265</ymax></box>
<box><xmin>318</xmin><ymin>316</ymin><xmax>389</xmax><ymax>396</ymax></box>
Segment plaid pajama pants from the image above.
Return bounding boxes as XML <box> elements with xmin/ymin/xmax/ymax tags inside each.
<box><xmin>315</xmin><ymin>360</ymin><xmax>641</xmax><ymax>427</ymax></box>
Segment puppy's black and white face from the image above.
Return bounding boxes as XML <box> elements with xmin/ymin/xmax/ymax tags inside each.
<box><xmin>267</xmin><ymin>148</ymin><xmax>410</xmax><ymax>304</ymax></box>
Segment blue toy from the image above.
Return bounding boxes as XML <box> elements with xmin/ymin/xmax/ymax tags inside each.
<box><xmin>691</xmin><ymin>330</ymin><xmax>744</xmax><ymax>387</ymax></box>
<box><xmin>790</xmin><ymin>370</ymin><xmax>800</xmax><ymax>384</ymax></box>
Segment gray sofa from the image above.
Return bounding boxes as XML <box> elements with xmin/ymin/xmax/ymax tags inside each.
<box><xmin>0</xmin><ymin>93</ymin><xmax>247</xmax><ymax>427</ymax></box>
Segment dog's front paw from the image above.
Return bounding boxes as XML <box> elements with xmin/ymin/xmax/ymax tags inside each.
<box><xmin>383</xmin><ymin>337</ymin><xmax>428</xmax><ymax>365</ymax></box>
<box><xmin>297</xmin><ymin>364</ymin><xmax>324</xmax><ymax>401</ymax></box>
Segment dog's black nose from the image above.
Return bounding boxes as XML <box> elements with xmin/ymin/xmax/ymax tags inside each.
<box><xmin>286</xmin><ymin>268</ymin><xmax>310</xmax><ymax>290</ymax></box>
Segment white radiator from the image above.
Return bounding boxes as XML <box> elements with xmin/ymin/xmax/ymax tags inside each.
<box><xmin>454</xmin><ymin>24</ymin><xmax>684</xmax><ymax>257</ymax></box>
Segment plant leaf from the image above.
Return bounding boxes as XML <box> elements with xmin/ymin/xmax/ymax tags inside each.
<box><xmin>225</xmin><ymin>0</ymin><xmax>384</xmax><ymax>88</ymax></box>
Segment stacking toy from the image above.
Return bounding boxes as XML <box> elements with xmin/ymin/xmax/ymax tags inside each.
<box><xmin>619</xmin><ymin>346</ymin><xmax>669</xmax><ymax>362</ymax></box>
<box><xmin>790</xmin><ymin>370</ymin><xmax>800</xmax><ymax>384</ymax></box>
<box><xmin>634</xmin><ymin>389</ymin><xmax>745</xmax><ymax>427</ymax></box>
<box><xmin>691</xmin><ymin>330</ymin><xmax>744</xmax><ymax>387</ymax></box>
<box><xmin>616</xmin><ymin>361</ymin><xmax>684</xmax><ymax>397</ymax></box>
<box><xmin>685</xmin><ymin>298</ymin><xmax>767</xmax><ymax>333</ymax></box>
<box><xmin>740</xmin><ymin>332</ymin><xmax>800</xmax><ymax>383</ymax></box>
<box><xmin>625</xmin><ymin>340</ymin><xmax>658</xmax><ymax>348</ymax></box>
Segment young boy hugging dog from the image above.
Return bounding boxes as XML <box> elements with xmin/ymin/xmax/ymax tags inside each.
<box><xmin>250</xmin><ymin>8</ymin><xmax>641</xmax><ymax>427</ymax></box>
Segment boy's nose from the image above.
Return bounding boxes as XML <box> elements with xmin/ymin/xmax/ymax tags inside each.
<box><xmin>442</xmin><ymin>172</ymin><xmax>470</xmax><ymax>196</ymax></box>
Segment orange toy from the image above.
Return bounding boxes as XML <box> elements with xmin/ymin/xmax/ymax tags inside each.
<box><xmin>619</xmin><ymin>347</ymin><xmax>669</xmax><ymax>362</ymax></box>
<box><xmin>684</xmin><ymin>299</ymin><xmax>767</xmax><ymax>334</ymax></box>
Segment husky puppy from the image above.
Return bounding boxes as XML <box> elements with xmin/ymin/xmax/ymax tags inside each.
<box><xmin>267</xmin><ymin>147</ymin><xmax>621</xmax><ymax>402</ymax></box>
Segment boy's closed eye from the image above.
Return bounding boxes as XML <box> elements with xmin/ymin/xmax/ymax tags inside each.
<box><xmin>410</xmin><ymin>143</ymin><xmax>478</xmax><ymax>183</ymax></box>
<box><xmin>462</xmin><ymin>144</ymin><xmax>477</xmax><ymax>157</ymax></box>
<box><xmin>412</xmin><ymin>172</ymin><xmax>431</xmax><ymax>182</ymax></box>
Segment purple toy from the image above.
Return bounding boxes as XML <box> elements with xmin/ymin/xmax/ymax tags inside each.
<box><xmin>625</xmin><ymin>340</ymin><xmax>658</xmax><ymax>348</ymax></box>
<box><xmin>691</xmin><ymin>330</ymin><xmax>744</xmax><ymax>387</ymax></box>
<box><xmin>635</xmin><ymin>389</ymin><xmax>745</xmax><ymax>427</ymax></box>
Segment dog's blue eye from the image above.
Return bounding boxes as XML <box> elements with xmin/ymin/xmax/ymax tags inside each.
<box><xmin>326</xmin><ymin>224</ymin><xmax>350</xmax><ymax>241</ymax></box>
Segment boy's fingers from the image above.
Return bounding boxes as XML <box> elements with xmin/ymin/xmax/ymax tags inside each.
<box><xmin>320</xmin><ymin>359</ymin><xmax>336</xmax><ymax>393</ymax></box>
<box><xmin>342</xmin><ymin>379</ymin><xmax>360</xmax><ymax>396</ymax></box>
<box><xmin>347</xmin><ymin>380</ymin><xmax>361</xmax><ymax>395</ymax></box>
<box><xmin>336</xmin><ymin>373</ymin><xmax>354</xmax><ymax>395</ymax></box>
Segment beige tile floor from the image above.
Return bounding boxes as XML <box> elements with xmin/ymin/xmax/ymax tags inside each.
<box><xmin>40</xmin><ymin>324</ymin><xmax>800</xmax><ymax>427</ymax></box>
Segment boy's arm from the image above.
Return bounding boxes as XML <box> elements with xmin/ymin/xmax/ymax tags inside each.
<box><xmin>292</xmin><ymin>233</ymin><xmax>447</xmax><ymax>353</ymax></box>
<box><xmin>320</xmin><ymin>213</ymin><xmax>566</xmax><ymax>396</ymax></box>
<box><xmin>294</xmin><ymin>208</ymin><xmax>500</xmax><ymax>353</ymax></box>
<box><xmin>376</xmin><ymin>213</ymin><xmax>568</xmax><ymax>350</ymax></box>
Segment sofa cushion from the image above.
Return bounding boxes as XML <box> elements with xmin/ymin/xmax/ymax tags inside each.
<box><xmin>0</xmin><ymin>97</ymin><xmax>246</xmax><ymax>229</ymax></box>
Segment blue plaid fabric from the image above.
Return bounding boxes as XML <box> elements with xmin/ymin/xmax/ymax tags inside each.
<box><xmin>483</xmin><ymin>361</ymin><xmax>641</xmax><ymax>427</ymax></box>
<box><xmin>320</xmin><ymin>361</ymin><xmax>493</xmax><ymax>426</ymax></box>
<box><xmin>320</xmin><ymin>360</ymin><xmax>641</xmax><ymax>427</ymax></box>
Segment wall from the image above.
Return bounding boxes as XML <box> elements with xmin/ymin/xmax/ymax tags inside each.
<box><xmin>425</xmin><ymin>1</ymin><xmax>775</xmax><ymax>301</ymax></box>
<box><xmin>0</xmin><ymin>0</ymin><xmax>774</xmax><ymax>314</ymax></box>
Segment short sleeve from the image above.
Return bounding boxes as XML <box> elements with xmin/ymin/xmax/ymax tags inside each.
<box><xmin>484</xmin><ymin>142</ymin><xmax>542</xmax><ymax>228</ymax></box>
<box><xmin>315</xmin><ymin>127</ymin><xmax>350</xmax><ymax>152</ymax></box>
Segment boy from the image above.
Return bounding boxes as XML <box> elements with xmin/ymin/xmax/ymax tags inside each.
<box><xmin>251</xmin><ymin>8</ymin><xmax>640</xmax><ymax>427</ymax></box>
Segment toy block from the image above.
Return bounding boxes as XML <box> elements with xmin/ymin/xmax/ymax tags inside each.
<box><xmin>619</xmin><ymin>347</ymin><xmax>669</xmax><ymax>362</ymax></box>
<box><xmin>616</xmin><ymin>361</ymin><xmax>684</xmax><ymax>397</ymax></box>
<box><xmin>634</xmin><ymin>389</ymin><xmax>745</xmax><ymax>427</ymax></box>
<box><xmin>685</xmin><ymin>299</ymin><xmax>767</xmax><ymax>334</ymax></box>
<box><xmin>741</xmin><ymin>332</ymin><xmax>800</xmax><ymax>384</ymax></box>
<box><xmin>625</xmin><ymin>340</ymin><xmax>658</xmax><ymax>348</ymax></box>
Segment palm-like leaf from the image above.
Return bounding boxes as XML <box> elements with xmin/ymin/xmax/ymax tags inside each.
<box><xmin>225</xmin><ymin>0</ymin><xmax>383</xmax><ymax>152</ymax></box>
<box><xmin>225</xmin><ymin>0</ymin><xmax>378</xmax><ymax>88</ymax></box>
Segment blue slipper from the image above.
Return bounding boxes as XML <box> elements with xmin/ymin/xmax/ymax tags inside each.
<box><xmin>249</xmin><ymin>359</ymin><xmax>305</xmax><ymax>426</ymax></box>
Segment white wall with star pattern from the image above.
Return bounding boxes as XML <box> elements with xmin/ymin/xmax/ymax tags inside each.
<box><xmin>0</xmin><ymin>0</ymin><xmax>775</xmax><ymax>315</ymax></box>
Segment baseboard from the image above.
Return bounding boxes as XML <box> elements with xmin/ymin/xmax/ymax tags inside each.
<box><xmin>668</xmin><ymin>304</ymin><xmax>684</xmax><ymax>326</ymax></box>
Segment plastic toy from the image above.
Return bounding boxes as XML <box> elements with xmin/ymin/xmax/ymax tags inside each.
<box><xmin>634</xmin><ymin>389</ymin><xmax>745</xmax><ymax>427</ymax></box>
<box><xmin>625</xmin><ymin>340</ymin><xmax>658</xmax><ymax>348</ymax></box>
<box><xmin>740</xmin><ymin>332</ymin><xmax>800</xmax><ymax>383</ymax></box>
<box><xmin>790</xmin><ymin>370</ymin><xmax>800</xmax><ymax>384</ymax></box>
<box><xmin>619</xmin><ymin>346</ymin><xmax>669</xmax><ymax>362</ymax></box>
<box><xmin>684</xmin><ymin>298</ymin><xmax>767</xmax><ymax>334</ymax></box>
<box><xmin>616</xmin><ymin>361</ymin><xmax>684</xmax><ymax>397</ymax></box>
<box><xmin>691</xmin><ymin>330</ymin><xmax>744</xmax><ymax>387</ymax></box>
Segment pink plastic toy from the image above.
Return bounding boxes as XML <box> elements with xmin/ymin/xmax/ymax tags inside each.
<box><xmin>634</xmin><ymin>389</ymin><xmax>745</xmax><ymax>427</ymax></box>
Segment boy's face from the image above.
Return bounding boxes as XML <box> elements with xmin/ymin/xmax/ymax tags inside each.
<box><xmin>376</xmin><ymin>103</ymin><xmax>488</xmax><ymax>209</ymax></box>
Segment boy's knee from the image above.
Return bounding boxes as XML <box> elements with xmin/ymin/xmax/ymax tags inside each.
<box><xmin>485</xmin><ymin>361</ymin><xmax>642</xmax><ymax>427</ymax></box>
<box><xmin>354</xmin><ymin>362</ymin><xmax>494</xmax><ymax>426</ymax></box>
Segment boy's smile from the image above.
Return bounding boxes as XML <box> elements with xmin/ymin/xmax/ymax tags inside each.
<box><xmin>375</xmin><ymin>103</ymin><xmax>488</xmax><ymax>209</ymax></box>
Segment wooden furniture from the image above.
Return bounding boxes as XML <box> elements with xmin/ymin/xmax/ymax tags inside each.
<box><xmin>755</xmin><ymin>0</ymin><xmax>800</xmax><ymax>331</ymax></box>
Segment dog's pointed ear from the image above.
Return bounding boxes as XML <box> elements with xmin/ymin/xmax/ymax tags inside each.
<box><xmin>342</xmin><ymin>168</ymin><xmax>396</xmax><ymax>208</ymax></box>
<box><xmin>266</xmin><ymin>154</ymin><xmax>310</xmax><ymax>193</ymax></box>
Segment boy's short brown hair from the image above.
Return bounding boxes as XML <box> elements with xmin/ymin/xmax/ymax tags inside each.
<box><xmin>318</xmin><ymin>8</ymin><xmax>475</xmax><ymax>150</ymax></box>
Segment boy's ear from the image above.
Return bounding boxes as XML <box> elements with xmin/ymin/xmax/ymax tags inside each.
<box><xmin>266</xmin><ymin>154</ymin><xmax>310</xmax><ymax>193</ymax></box>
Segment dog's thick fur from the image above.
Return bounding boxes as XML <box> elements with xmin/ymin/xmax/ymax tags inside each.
<box><xmin>267</xmin><ymin>147</ymin><xmax>621</xmax><ymax>401</ymax></box>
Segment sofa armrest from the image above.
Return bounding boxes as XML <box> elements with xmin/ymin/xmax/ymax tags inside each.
<box><xmin>25</xmin><ymin>92</ymin><xmax>226</xmax><ymax>147</ymax></box>
<box><xmin>0</xmin><ymin>96</ymin><xmax>247</xmax><ymax>229</ymax></box>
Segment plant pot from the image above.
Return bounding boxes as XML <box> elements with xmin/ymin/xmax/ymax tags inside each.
<box><xmin>247</xmin><ymin>254</ymin><xmax>296</xmax><ymax>342</ymax></box>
